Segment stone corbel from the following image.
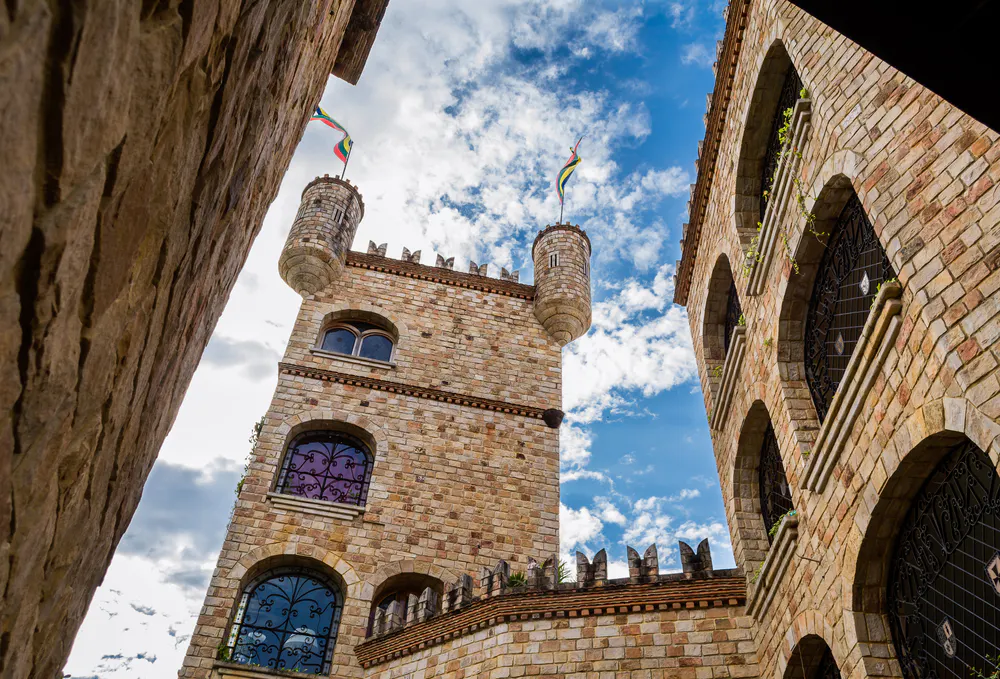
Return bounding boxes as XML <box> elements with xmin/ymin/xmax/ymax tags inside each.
<box><xmin>748</xmin><ymin>98</ymin><xmax>813</xmax><ymax>296</ymax></box>
<box><xmin>801</xmin><ymin>280</ymin><xmax>903</xmax><ymax>491</ymax></box>
<box><xmin>710</xmin><ymin>325</ymin><xmax>747</xmax><ymax>430</ymax></box>
<box><xmin>747</xmin><ymin>512</ymin><xmax>798</xmax><ymax>620</ymax></box>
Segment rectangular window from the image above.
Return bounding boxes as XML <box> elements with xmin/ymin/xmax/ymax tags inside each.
<box><xmin>583</xmin><ymin>260</ymin><xmax>589</xmax><ymax>276</ymax></box>
<box><xmin>549</xmin><ymin>252</ymin><xmax>559</xmax><ymax>268</ymax></box>
<box><xmin>332</xmin><ymin>205</ymin><xmax>345</xmax><ymax>224</ymax></box>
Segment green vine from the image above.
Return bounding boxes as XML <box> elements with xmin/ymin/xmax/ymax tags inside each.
<box><xmin>750</xmin><ymin>562</ymin><xmax>765</xmax><ymax>584</ymax></box>
<box><xmin>744</xmin><ymin>88</ymin><xmax>825</xmax><ymax>276</ymax></box>
<box><xmin>235</xmin><ymin>415</ymin><xmax>265</xmax><ymax>497</ymax></box>
<box><xmin>870</xmin><ymin>278</ymin><xmax>899</xmax><ymax>310</ymax></box>
<box><xmin>768</xmin><ymin>509</ymin><xmax>798</xmax><ymax>538</ymax></box>
<box><xmin>970</xmin><ymin>656</ymin><xmax>1000</xmax><ymax>679</ymax></box>
<box><xmin>763</xmin><ymin>337</ymin><xmax>773</xmax><ymax>348</ymax></box>
<box><xmin>737</xmin><ymin>313</ymin><xmax>746</xmax><ymax>327</ymax></box>
<box><xmin>711</xmin><ymin>364</ymin><xmax>724</xmax><ymax>380</ymax></box>
<box><xmin>216</xmin><ymin>643</ymin><xmax>231</xmax><ymax>662</ymax></box>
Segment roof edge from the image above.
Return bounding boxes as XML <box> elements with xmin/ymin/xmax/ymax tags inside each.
<box><xmin>332</xmin><ymin>0</ymin><xmax>390</xmax><ymax>85</ymax></box>
<box><xmin>673</xmin><ymin>0</ymin><xmax>752</xmax><ymax>307</ymax></box>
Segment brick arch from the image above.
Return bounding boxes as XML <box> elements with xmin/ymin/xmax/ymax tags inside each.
<box><xmin>702</xmin><ymin>252</ymin><xmax>740</xmax><ymax>402</ymax></box>
<box><xmin>775</xmin><ymin>164</ymin><xmax>869</xmax><ymax>454</ymax></box>
<box><xmin>731</xmin><ymin>400</ymin><xmax>782</xmax><ymax>577</ymax></box>
<box><xmin>775</xmin><ymin>610</ymin><xmax>848</xmax><ymax>679</ymax></box>
<box><xmin>362</xmin><ymin>559</ymin><xmax>463</xmax><ymax>605</ymax></box>
<box><xmin>733</xmin><ymin>36</ymin><xmax>808</xmax><ymax>249</ymax></box>
<box><xmin>310</xmin><ymin>300</ymin><xmax>409</xmax><ymax>343</ymax></box>
<box><xmin>229</xmin><ymin>541</ymin><xmax>363</xmax><ymax>602</ymax></box>
<box><xmin>276</xmin><ymin>409</ymin><xmax>390</xmax><ymax>463</ymax></box>
<box><xmin>845</xmin><ymin>398</ymin><xmax>1000</xmax><ymax>666</ymax></box>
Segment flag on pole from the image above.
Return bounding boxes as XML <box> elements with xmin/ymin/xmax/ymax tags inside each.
<box><xmin>311</xmin><ymin>105</ymin><xmax>354</xmax><ymax>168</ymax></box>
<box><xmin>334</xmin><ymin>134</ymin><xmax>353</xmax><ymax>163</ymax></box>
<box><xmin>557</xmin><ymin>137</ymin><xmax>584</xmax><ymax>204</ymax></box>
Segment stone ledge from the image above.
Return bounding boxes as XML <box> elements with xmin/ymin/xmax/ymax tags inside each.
<box><xmin>355</xmin><ymin>574</ymin><xmax>746</xmax><ymax>667</ymax></box>
<box><xmin>710</xmin><ymin>325</ymin><xmax>747</xmax><ymax>430</ymax></box>
<box><xmin>749</xmin><ymin>98</ymin><xmax>813</xmax><ymax>296</ymax></box>
<box><xmin>213</xmin><ymin>661</ymin><xmax>317</xmax><ymax>679</ymax></box>
<box><xmin>308</xmin><ymin>347</ymin><xmax>396</xmax><ymax>370</ymax></box>
<box><xmin>747</xmin><ymin>513</ymin><xmax>798</xmax><ymax>620</ymax></box>
<box><xmin>802</xmin><ymin>280</ymin><xmax>904</xmax><ymax>491</ymax></box>
<box><xmin>266</xmin><ymin>492</ymin><xmax>365</xmax><ymax>522</ymax></box>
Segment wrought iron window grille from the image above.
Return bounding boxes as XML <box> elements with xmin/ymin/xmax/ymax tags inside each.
<box><xmin>225</xmin><ymin>567</ymin><xmax>343</xmax><ymax>675</ymax></box>
<box><xmin>758</xmin><ymin>422</ymin><xmax>794</xmax><ymax>544</ymax></box>
<box><xmin>724</xmin><ymin>279</ymin><xmax>743</xmax><ymax>356</ymax></box>
<box><xmin>760</xmin><ymin>67</ymin><xmax>804</xmax><ymax>224</ymax></box>
<box><xmin>276</xmin><ymin>431</ymin><xmax>373</xmax><ymax>506</ymax></box>
<box><xmin>804</xmin><ymin>194</ymin><xmax>895</xmax><ymax>422</ymax></box>
<box><xmin>888</xmin><ymin>440</ymin><xmax>1000</xmax><ymax>679</ymax></box>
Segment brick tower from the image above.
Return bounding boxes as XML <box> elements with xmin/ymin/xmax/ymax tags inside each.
<box><xmin>179</xmin><ymin>177</ymin><xmax>590</xmax><ymax>677</ymax></box>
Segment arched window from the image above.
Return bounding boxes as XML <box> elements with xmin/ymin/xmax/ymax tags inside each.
<box><xmin>760</xmin><ymin>66</ymin><xmax>803</xmax><ymax>223</ymax></box>
<box><xmin>758</xmin><ymin>421</ymin><xmax>794</xmax><ymax>542</ymax></box>
<box><xmin>224</xmin><ymin>567</ymin><xmax>342</xmax><ymax>674</ymax></box>
<box><xmin>366</xmin><ymin>573</ymin><xmax>443</xmax><ymax>637</ymax></box>
<box><xmin>888</xmin><ymin>440</ymin><xmax>1000</xmax><ymax>679</ymax></box>
<box><xmin>724</xmin><ymin>279</ymin><xmax>743</xmax><ymax>355</ymax></box>
<box><xmin>320</xmin><ymin>321</ymin><xmax>394</xmax><ymax>362</ymax></box>
<box><xmin>814</xmin><ymin>647</ymin><xmax>841</xmax><ymax>679</ymax></box>
<box><xmin>785</xmin><ymin>637</ymin><xmax>842</xmax><ymax>679</ymax></box>
<box><xmin>276</xmin><ymin>431</ymin><xmax>373</xmax><ymax>506</ymax></box>
<box><xmin>804</xmin><ymin>193</ymin><xmax>895</xmax><ymax>421</ymax></box>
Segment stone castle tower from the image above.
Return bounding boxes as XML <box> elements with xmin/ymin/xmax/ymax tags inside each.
<box><xmin>180</xmin><ymin>175</ymin><xmax>594</xmax><ymax>676</ymax></box>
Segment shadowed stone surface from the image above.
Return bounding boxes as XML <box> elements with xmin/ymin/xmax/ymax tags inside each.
<box><xmin>0</xmin><ymin>1</ymin><xmax>385</xmax><ymax>676</ymax></box>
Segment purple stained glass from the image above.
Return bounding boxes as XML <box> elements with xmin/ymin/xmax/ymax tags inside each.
<box><xmin>276</xmin><ymin>432</ymin><xmax>372</xmax><ymax>505</ymax></box>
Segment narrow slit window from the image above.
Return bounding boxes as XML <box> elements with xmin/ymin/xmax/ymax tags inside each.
<box><xmin>549</xmin><ymin>252</ymin><xmax>559</xmax><ymax>268</ymax></box>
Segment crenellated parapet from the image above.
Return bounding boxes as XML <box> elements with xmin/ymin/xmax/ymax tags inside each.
<box><xmin>364</xmin><ymin>241</ymin><xmax>520</xmax><ymax>282</ymax></box>
<box><xmin>356</xmin><ymin>539</ymin><xmax>743</xmax><ymax>668</ymax></box>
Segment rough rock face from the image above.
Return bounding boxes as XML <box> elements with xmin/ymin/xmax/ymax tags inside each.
<box><xmin>0</xmin><ymin>1</ymin><xmax>385</xmax><ymax>676</ymax></box>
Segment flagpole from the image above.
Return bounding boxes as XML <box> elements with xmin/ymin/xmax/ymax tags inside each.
<box><xmin>340</xmin><ymin>146</ymin><xmax>352</xmax><ymax>180</ymax></box>
<box><xmin>559</xmin><ymin>200</ymin><xmax>564</xmax><ymax>224</ymax></box>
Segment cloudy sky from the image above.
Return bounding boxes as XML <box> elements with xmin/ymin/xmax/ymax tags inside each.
<box><xmin>64</xmin><ymin>1</ymin><xmax>727</xmax><ymax>676</ymax></box>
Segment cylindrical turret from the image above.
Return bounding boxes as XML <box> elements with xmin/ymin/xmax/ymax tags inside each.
<box><xmin>279</xmin><ymin>175</ymin><xmax>364</xmax><ymax>296</ymax></box>
<box><xmin>532</xmin><ymin>223</ymin><xmax>592</xmax><ymax>345</ymax></box>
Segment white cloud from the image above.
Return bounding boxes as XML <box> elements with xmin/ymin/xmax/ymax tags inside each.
<box><xmin>560</xmin><ymin>503</ymin><xmax>605</xmax><ymax>551</ymax></box>
<box><xmin>595</xmin><ymin>497</ymin><xmax>627</xmax><ymax>526</ymax></box>
<box><xmin>681</xmin><ymin>42</ymin><xmax>714</xmax><ymax>68</ymax></box>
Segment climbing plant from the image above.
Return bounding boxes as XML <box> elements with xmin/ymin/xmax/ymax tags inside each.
<box><xmin>744</xmin><ymin>88</ymin><xmax>825</xmax><ymax>276</ymax></box>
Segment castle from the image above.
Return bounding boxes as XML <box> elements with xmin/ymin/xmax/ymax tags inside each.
<box><xmin>179</xmin><ymin>175</ymin><xmax>756</xmax><ymax>678</ymax></box>
<box><xmin>178</xmin><ymin>0</ymin><xmax>1000</xmax><ymax>677</ymax></box>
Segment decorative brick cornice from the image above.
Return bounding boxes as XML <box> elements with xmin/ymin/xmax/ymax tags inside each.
<box><xmin>354</xmin><ymin>575</ymin><xmax>745</xmax><ymax>667</ymax></box>
<box><xmin>674</xmin><ymin>0</ymin><xmax>751</xmax><ymax>306</ymax></box>
<box><xmin>531</xmin><ymin>223</ymin><xmax>592</xmax><ymax>257</ymax></box>
<box><xmin>346</xmin><ymin>251</ymin><xmax>535</xmax><ymax>299</ymax></box>
<box><xmin>278</xmin><ymin>363</ymin><xmax>551</xmax><ymax>420</ymax></box>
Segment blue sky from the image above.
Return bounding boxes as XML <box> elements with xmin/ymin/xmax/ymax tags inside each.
<box><xmin>64</xmin><ymin>1</ymin><xmax>727</xmax><ymax>676</ymax></box>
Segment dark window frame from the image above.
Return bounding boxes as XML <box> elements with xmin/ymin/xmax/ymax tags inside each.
<box><xmin>760</xmin><ymin>66</ymin><xmax>804</xmax><ymax>224</ymax></box>
<box><xmin>225</xmin><ymin>566</ymin><xmax>343</xmax><ymax>675</ymax></box>
<box><xmin>275</xmin><ymin>430</ymin><xmax>374</xmax><ymax>507</ymax></box>
<box><xmin>758</xmin><ymin>421</ymin><xmax>794</xmax><ymax>543</ymax></box>
<box><xmin>319</xmin><ymin>321</ymin><xmax>395</xmax><ymax>363</ymax></box>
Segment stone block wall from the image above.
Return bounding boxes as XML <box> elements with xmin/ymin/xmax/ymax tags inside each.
<box><xmin>676</xmin><ymin>2</ymin><xmax>1000</xmax><ymax>679</ymax></box>
<box><xmin>0</xmin><ymin>1</ymin><xmax>385</xmax><ymax>677</ymax></box>
<box><xmin>180</xmin><ymin>250</ymin><xmax>565</xmax><ymax>678</ymax></box>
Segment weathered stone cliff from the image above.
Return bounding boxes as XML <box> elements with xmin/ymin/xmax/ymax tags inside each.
<box><xmin>0</xmin><ymin>1</ymin><xmax>386</xmax><ymax>676</ymax></box>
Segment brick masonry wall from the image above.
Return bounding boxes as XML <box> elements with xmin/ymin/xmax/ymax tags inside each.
<box><xmin>363</xmin><ymin>607</ymin><xmax>758</xmax><ymax>679</ymax></box>
<box><xmin>180</xmin><ymin>260</ymin><xmax>563</xmax><ymax>677</ymax></box>
<box><xmin>683</xmin><ymin>2</ymin><xmax>1000</xmax><ymax>679</ymax></box>
<box><xmin>0</xmin><ymin>2</ymin><xmax>378</xmax><ymax>678</ymax></box>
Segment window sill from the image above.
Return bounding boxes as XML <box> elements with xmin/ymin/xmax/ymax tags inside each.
<box><xmin>710</xmin><ymin>325</ymin><xmax>746</xmax><ymax>431</ymax></box>
<box><xmin>309</xmin><ymin>348</ymin><xmax>396</xmax><ymax>370</ymax></box>
<box><xmin>213</xmin><ymin>661</ymin><xmax>320</xmax><ymax>679</ymax></box>
<box><xmin>266</xmin><ymin>492</ymin><xmax>366</xmax><ymax>522</ymax></box>
<box><xmin>748</xmin><ymin>98</ymin><xmax>813</xmax><ymax>296</ymax></box>
<box><xmin>747</xmin><ymin>512</ymin><xmax>798</xmax><ymax>620</ymax></box>
<box><xmin>801</xmin><ymin>280</ymin><xmax>903</xmax><ymax>492</ymax></box>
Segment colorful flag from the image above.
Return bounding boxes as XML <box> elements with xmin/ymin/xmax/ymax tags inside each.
<box><xmin>310</xmin><ymin>106</ymin><xmax>348</xmax><ymax>134</ymax></box>
<box><xmin>335</xmin><ymin>134</ymin><xmax>353</xmax><ymax>163</ymax></box>
<box><xmin>557</xmin><ymin>137</ymin><xmax>584</xmax><ymax>204</ymax></box>
<box><xmin>311</xmin><ymin>106</ymin><xmax>353</xmax><ymax>164</ymax></box>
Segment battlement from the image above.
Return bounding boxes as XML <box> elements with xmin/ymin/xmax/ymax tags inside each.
<box><xmin>356</xmin><ymin>539</ymin><xmax>740</xmax><ymax>667</ymax></box>
<box><xmin>362</xmin><ymin>241</ymin><xmax>523</xmax><ymax>283</ymax></box>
